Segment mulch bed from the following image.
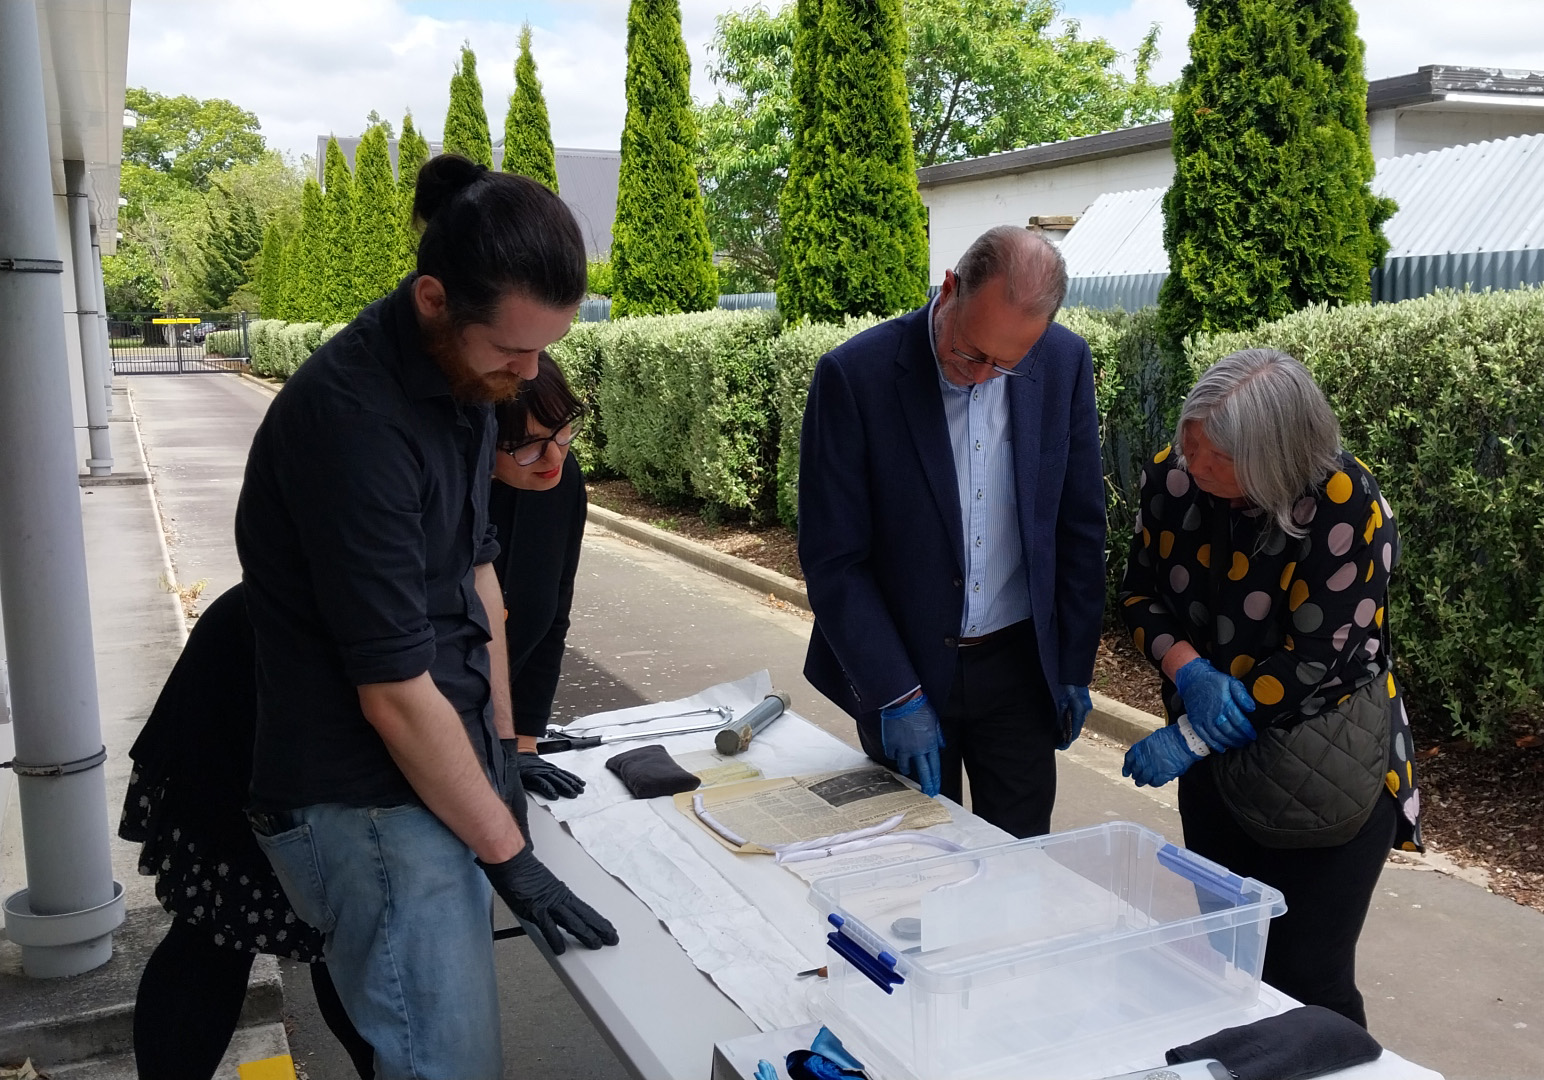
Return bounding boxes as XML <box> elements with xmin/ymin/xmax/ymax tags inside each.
<box><xmin>585</xmin><ymin>477</ymin><xmax>1544</xmax><ymax>912</ymax></box>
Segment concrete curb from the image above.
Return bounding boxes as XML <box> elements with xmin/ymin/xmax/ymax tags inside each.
<box><xmin>585</xmin><ymin>501</ymin><xmax>1166</xmax><ymax>747</ymax></box>
<box><xmin>238</xmin><ymin>371</ymin><xmax>281</xmax><ymax>397</ymax></box>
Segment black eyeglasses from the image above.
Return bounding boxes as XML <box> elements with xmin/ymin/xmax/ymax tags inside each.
<box><xmin>942</xmin><ymin>291</ymin><xmax>1039</xmax><ymax>379</ymax></box>
<box><xmin>499</xmin><ymin>416</ymin><xmax>582</xmax><ymax>466</ymax></box>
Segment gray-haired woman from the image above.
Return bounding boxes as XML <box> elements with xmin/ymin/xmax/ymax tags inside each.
<box><xmin>1119</xmin><ymin>349</ymin><xmax>1422</xmax><ymax>1028</ymax></box>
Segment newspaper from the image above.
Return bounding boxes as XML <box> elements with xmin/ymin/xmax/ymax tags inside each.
<box><xmin>675</xmin><ymin>766</ymin><xmax>952</xmax><ymax>853</ymax></box>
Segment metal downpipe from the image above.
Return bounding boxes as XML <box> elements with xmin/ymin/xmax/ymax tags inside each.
<box><xmin>65</xmin><ymin>160</ymin><xmax>113</xmax><ymax>475</ymax></box>
<box><xmin>89</xmin><ymin>214</ymin><xmax>114</xmax><ymax>415</ymax></box>
<box><xmin>0</xmin><ymin>0</ymin><xmax>124</xmax><ymax>978</ymax></box>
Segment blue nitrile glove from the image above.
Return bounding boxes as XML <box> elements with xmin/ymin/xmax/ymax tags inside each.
<box><xmin>1173</xmin><ymin>657</ymin><xmax>1258</xmax><ymax>751</ymax></box>
<box><xmin>879</xmin><ymin>693</ymin><xmax>944</xmax><ymax>798</ymax></box>
<box><xmin>756</xmin><ymin>1061</ymin><xmax>778</xmax><ymax>1080</ymax></box>
<box><xmin>1055</xmin><ymin>684</ymin><xmax>1092</xmax><ymax>750</ymax></box>
<box><xmin>1122</xmin><ymin>723</ymin><xmax>1203</xmax><ymax>788</ymax></box>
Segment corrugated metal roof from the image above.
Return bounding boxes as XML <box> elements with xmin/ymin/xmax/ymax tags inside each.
<box><xmin>1057</xmin><ymin>132</ymin><xmax>1544</xmax><ymax>307</ymax></box>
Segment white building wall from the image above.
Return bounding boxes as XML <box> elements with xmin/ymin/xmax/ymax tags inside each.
<box><xmin>921</xmin><ymin>147</ymin><xmax>1174</xmax><ymax>284</ymax></box>
<box><xmin>1369</xmin><ymin>111</ymin><xmax>1398</xmax><ymax>160</ymax></box>
<box><xmin>1393</xmin><ymin>106</ymin><xmax>1544</xmax><ymax>157</ymax></box>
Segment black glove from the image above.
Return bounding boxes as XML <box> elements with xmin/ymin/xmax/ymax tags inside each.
<box><xmin>498</xmin><ymin>740</ymin><xmax>532</xmax><ymax>847</ymax></box>
<box><xmin>515</xmin><ymin>746</ymin><xmax>587</xmax><ymax>800</ymax></box>
<box><xmin>479</xmin><ymin>847</ymin><xmax>619</xmax><ymax>954</ymax></box>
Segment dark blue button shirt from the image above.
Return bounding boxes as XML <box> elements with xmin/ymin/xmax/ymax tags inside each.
<box><xmin>236</xmin><ymin>277</ymin><xmax>500</xmax><ymax>811</ymax></box>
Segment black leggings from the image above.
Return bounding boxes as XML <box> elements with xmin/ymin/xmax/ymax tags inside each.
<box><xmin>134</xmin><ymin>918</ymin><xmax>375</xmax><ymax>1079</ymax></box>
<box><xmin>1178</xmin><ymin>759</ymin><xmax>1398</xmax><ymax>1028</ymax></box>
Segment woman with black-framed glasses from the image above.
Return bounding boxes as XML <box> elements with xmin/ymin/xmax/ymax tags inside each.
<box><xmin>488</xmin><ymin>352</ymin><xmax>591</xmax><ymax>803</ymax></box>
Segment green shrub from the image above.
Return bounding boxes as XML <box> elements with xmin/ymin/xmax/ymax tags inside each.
<box><xmin>597</xmin><ymin>309</ymin><xmax>781</xmax><ymax>516</ymax></box>
<box><xmin>261</xmin><ymin>321</ymin><xmax>324</xmax><ymax>379</ymax></box>
<box><xmin>248</xmin><ymin>319</ymin><xmax>287</xmax><ymax>376</ymax></box>
<box><xmin>1187</xmin><ymin>288</ymin><xmax>1544</xmax><ymax>743</ymax></box>
<box><xmin>548</xmin><ymin>321</ymin><xmax>612</xmax><ymax>476</ymax></box>
<box><xmin>205</xmin><ymin>328</ymin><xmax>244</xmax><ymax>358</ymax></box>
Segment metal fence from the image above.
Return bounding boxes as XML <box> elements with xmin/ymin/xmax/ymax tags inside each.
<box><xmin>108</xmin><ymin>312</ymin><xmax>249</xmax><ymax>375</ymax></box>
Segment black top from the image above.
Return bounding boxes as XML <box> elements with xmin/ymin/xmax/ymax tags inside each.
<box><xmin>235</xmin><ymin>277</ymin><xmax>501</xmax><ymax>811</ymax></box>
<box><xmin>489</xmin><ymin>453</ymin><xmax>585</xmax><ymax>737</ymax></box>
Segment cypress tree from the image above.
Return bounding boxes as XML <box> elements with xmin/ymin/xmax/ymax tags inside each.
<box><xmin>444</xmin><ymin>43</ymin><xmax>494</xmax><ymax>168</ymax></box>
<box><xmin>196</xmin><ymin>194</ymin><xmax>263</xmax><ymax>309</ymax></box>
<box><xmin>321</xmin><ymin>136</ymin><xmax>356</xmax><ymax>323</ymax></box>
<box><xmin>610</xmin><ymin>0</ymin><xmax>717</xmax><ymax>317</ymax></box>
<box><xmin>287</xmin><ymin>178</ymin><xmax>326</xmax><ymax>321</ymax></box>
<box><xmin>502</xmin><ymin>23</ymin><xmax>560</xmax><ymax>191</ymax></box>
<box><xmin>397</xmin><ymin>113</ymin><xmax>431</xmax><ymax>278</ymax></box>
<box><xmin>779</xmin><ymin>0</ymin><xmax>928</xmax><ymax>323</ymax></box>
<box><xmin>1157</xmin><ymin>0</ymin><xmax>1396</xmax><ymax>346</ymax></box>
<box><xmin>776</xmin><ymin>0</ymin><xmax>823</xmax><ymax>320</ymax></box>
<box><xmin>352</xmin><ymin>124</ymin><xmax>400</xmax><ymax>305</ymax></box>
<box><xmin>258</xmin><ymin>220</ymin><xmax>286</xmax><ymax>317</ymax></box>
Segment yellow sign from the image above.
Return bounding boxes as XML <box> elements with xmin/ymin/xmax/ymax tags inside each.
<box><xmin>151</xmin><ymin>317</ymin><xmax>202</xmax><ymax>324</ymax></box>
<box><xmin>237</xmin><ymin>1056</ymin><xmax>298</xmax><ymax>1080</ymax></box>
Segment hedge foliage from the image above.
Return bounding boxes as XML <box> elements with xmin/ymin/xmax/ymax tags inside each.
<box><xmin>205</xmin><ymin>328</ymin><xmax>242</xmax><ymax>357</ymax></box>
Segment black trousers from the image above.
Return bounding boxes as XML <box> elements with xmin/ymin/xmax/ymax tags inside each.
<box><xmin>1178</xmin><ymin>758</ymin><xmax>1398</xmax><ymax>1028</ymax></box>
<box><xmin>859</xmin><ymin>620</ymin><xmax>1060</xmax><ymax>838</ymax></box>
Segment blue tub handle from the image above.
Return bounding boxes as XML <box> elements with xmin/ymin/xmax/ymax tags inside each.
<box><xmin>1158</xmin><ymin>843</ymin><xmax>1250</xmax><ymax>907</ymax></box>
<box><xmin>826</xmin><ymin>914</ymin><xmax>905</xmax><ymax>994</ymax></box>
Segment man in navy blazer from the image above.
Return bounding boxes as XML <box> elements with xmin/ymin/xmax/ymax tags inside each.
<box><xmin>798</xmin><ymin>227</ymin><xmax>1106</xmax><ymax>837</ymax></box>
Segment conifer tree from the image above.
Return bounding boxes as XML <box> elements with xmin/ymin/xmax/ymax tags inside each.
<box><xmin>321</xmin><ymin>137</ymin><xmax>356</xmax><ymax>323</ymax></box>
<box><xmin>502</xmin><ymin>23</ymin><xmax>560</xmax><ymax>191</ymax></box>
<box><xmin>1157</xmin><ymin>0</ymin><xmax>1395</xmax><ymax>346</ymax></box>
<box><xmin>444</xmin><ymin>43</ymin><xmax>494</xmax><ymax>168</ymax></box>
<box><xmin>775</xmin><ymin>0</ymin><xmax>823</xmax><ymax>320</ymax></box>
<box><xmin>258</xmin><ymin>220</ymin><xmax>286</xmax><ymax>317</ymax></box>
<box><xmin>196</xmin><ymin>187</ymin><xmax>262</xmax><ymax>308</ymax></box>
<box><xmin>352</xmin><ymin>124</ymin><xmax>401</xmax><ymax>305</ymax></box>
<box><xmin>610</xmin><ymin>0</ymin><xmax>717</xmax><ymax>317</ymax></box>
<box><xmin>284</xmin><ymin>177</ymin><xmax>325</xmax><ymax>320</ymax></box>
<box><xmin>396</xmin><ymin>113</ymin><xmax>431</xmax><ymax>278</ymax></box>
<box><xmin>778</xmin><ymin>0</ymin><xmax>927</xmax><ymax>322</ymax></box>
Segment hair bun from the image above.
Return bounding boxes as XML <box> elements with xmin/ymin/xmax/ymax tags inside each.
<box><xmin>412</xmin><ymin>153</ymin><xmax>488</xmax><ymax>227</ymax></box>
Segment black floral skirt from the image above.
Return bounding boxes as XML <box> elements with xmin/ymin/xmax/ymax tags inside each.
<box><xmin>121</xmin><ymin>765</ymin><xmax>325</xmax><ymax>962</ymax></box>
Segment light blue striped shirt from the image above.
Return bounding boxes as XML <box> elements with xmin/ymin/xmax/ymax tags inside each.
<box><xmin>927</xmin><ymin>299</ymin><xmax>1032</xmax><ymax>637</ymax></box>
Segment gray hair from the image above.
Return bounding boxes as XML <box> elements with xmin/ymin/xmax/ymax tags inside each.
<box><xmin>1175</xmin><ymin>349</ymin><xmax>1343</xmax><ymax>538</ymax></box>
<box><xmin>955</xmin><ymin>226</ymin><xmax>1069</xmax><ymax>320</ymax></box>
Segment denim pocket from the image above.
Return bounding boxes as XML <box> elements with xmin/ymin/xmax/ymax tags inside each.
<box><xmin>253</xmin><ymin>822</ymin><xmax>336</xmax><ymax>934</ymax></box>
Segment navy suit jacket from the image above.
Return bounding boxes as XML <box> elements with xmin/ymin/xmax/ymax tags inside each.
<box><xmin>798</xmin><ymin>305</ymin><xmax>1106</xmax><ymax>722</ymax></box>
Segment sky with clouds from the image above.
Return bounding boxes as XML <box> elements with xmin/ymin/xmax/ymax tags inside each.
<box><xmin>125</xmin><ymin>0</ymin><xmax>1544</xmax><ymax>165</ymax></box>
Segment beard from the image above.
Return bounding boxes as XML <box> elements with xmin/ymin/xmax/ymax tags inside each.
<box><xmin>420</xmin><ymin>315</ymin><xmax>525</xmax><ymax>403</ymax></box>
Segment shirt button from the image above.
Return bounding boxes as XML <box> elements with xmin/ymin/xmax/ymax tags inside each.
<box><xmin>976</xmin><ymin>489</ymin><xmax>984</xmax><ymax>500</ymax></box>
<box><xmin>975</xmin><ymin>440</ymin><xmax>982</xmax><ymax>451</ymax></box>
<box><xmin>969</xmin><ymin>624</ymin><xmax>978</xmax><ymax>633</ymax></box>
<box><xmin>973</xmin><ymin>582</ymin><xmax>981</xmax><ymax>593</ymax></box>
<box><xmin>975</xmin><ymin>536</ymin><xmax>983</xmax><ymax>547</ymax></box>
<box><xmin>972</xmin><ymin>391</ymin><xmax>979</xmax><ymax>401</ymax></box>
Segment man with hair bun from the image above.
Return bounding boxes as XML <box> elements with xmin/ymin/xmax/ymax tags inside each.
<box><xmin>798</xmin><ymin>225</ymin><xmax>1107</xmax><ymax>838</ymax></box>
<box><xmin>236</xmin><ymin>154</ymin><xmax>616</xmax><ymax>1078</ymax></box>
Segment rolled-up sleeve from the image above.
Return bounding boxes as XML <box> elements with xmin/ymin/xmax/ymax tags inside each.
<box><xmin>281</xmin><ymin>406</ymin><xmax>436</xmax><ymax>686</ymax></box>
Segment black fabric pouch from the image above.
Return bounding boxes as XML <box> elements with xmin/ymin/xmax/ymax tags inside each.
<box><xmin>605</xmin><ymin>744</ymin><xmax>701</xmax><ymax>799</ymax></box>
<box><xmin>1167</xmin><ymin>1005</ymin><xmax>1383</xmax><ymax>1080</ymax></box>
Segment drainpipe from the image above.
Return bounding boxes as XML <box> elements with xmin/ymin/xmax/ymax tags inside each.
<box><xmin>90</xmin><ymin>212</ymin><xmax>113</xmax><ymax>416</ymax></box>
<box><xmin>0</xmin><ymin>0</ymin><xmax>124</xmax><ymax>978</ymax></box>
<box><xmin>65</xmin><ymin>160</ymin><xmax>113</xmax><ymax>475</ymax></box>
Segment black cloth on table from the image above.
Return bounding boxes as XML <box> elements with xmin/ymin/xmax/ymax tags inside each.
<box><xmin>1167</xmin><ymin>1005</ymin><xmax>1383</xmax><ymax>1080</ymax></box>
<box><xmin>605</xmin><ymin>744</ymin><xmax>701</xmax><ymax>799</ymax></box>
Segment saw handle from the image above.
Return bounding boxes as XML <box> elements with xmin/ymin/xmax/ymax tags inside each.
<box><xmin>534</xmin><ymin>734</ymin><xmax>603</xmax><ymax>755</ymax></box>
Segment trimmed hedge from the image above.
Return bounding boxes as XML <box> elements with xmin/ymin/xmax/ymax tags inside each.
<box><xmin>546</xmin><ymin>320</ymin><xmax>610</xmax><ymax>475</ymax></box>
<box><xmin>205</xmin><ymin>328</ymin><xmax>243</xmax><ymax>357</ymax></box>
<box><xmin>1188</xmin><ymin>288</ymin><xmax>1544</xmax><ymax>742</ymax></box>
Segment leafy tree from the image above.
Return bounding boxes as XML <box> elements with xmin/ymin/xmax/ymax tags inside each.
<box><xmin>1157</xmin><ymin>0</ymin><xmax>1396</xmax><ymax>346</ymax></box>
<box><xmin>286</xmin><ymin>177</ymin><xmax>327</xmax><ymax>321</ymax></box>
<box><xmin>610</xmin><ymin>0</ymin><xmax>718</xmax><ymax>317</ymax></box>
<box><xmin>258</xmin><ymin>220</ymin><xmax>287</xmax><ymax>316</ymax></box>
<box><xmin>502</xmin><ymin>23</ymin><xmax>560</xmax><ymax>191</ymax></box>
<box><xmin>444</xmin><ymin>43</ymin><xmax>494</xmax><ymax>168</ymax></box>
<box><xmin>778</xmin><ymin>0</ymin><xmax>929</xmax><ymax>322</ymax></box>
<box><xmin>586</xmin><ymin>257</ymin><xmax>615</xmax><ymax>297</ymax></box>
<box><xmin>353</xmin><ymin>124</ymin><xmax>401</xmax><ymax>305</ymax></box>
<box><xmin>195</xmin><ymin>185</ymin><xmax>263</xmax><ymax>308</ymax></box>
<box><xmin>397</xmin><ymin>113</ymin><xmax>431</xmax><ymax>277</ymax></box>
<box><xmin>108</xmin><ymin>164</ymin><xmax>204</xmax><ymax>314</ymax></box>
<box><xmin>321</xmin><ymin>137</ymin><xmax>357</xmax><ymax>322</ymax></box>
<box><xmin>124</xmin><ymin>88</ymin><xmax>266</xmax><ymax>189</ymax></box>
<box><xmin>365</xmin><ymin>109</ymin><xmax>395</xmax><ymax>139</ymax></box>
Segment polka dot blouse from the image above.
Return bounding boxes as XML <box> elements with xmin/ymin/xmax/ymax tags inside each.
<box><xmin>1120</xmin><ymin>447</ymin><xmax>1423</xmax><ymax>852</ymax></box>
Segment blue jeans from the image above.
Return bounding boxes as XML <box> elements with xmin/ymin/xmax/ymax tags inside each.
<box><xmin>253</xmin><ymin>803</ymin><xmax>501</xmax><ymax>1079</ymax></box>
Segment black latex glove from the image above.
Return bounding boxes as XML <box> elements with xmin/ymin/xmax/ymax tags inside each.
<box><xmin>498</xmin><ymin>739</ymin><xmax>532</xmax><ymax>847</ymax></box>
<box><xmin>515</xmin><ymin>746</ymin><xmax>587</xmax><ymax>800</ymax></box>
<box><xmin>479</xmin><ymin>847</ymin><xmax>619</xmax><ymax>955</ymax></box>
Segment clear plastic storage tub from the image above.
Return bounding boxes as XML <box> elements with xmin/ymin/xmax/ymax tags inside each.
<box><xmin>807</xmin><ymin>821</ymin><xmax>1286</xmax><ymax>1080</ymax></box>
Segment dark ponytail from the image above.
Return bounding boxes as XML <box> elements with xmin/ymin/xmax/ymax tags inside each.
<box><xmin>411</xmin><ymin>153</ymin><xmax>587</xmax><ymax>325</ymax></box>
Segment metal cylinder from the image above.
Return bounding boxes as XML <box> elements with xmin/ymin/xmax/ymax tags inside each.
<box><xmin>89</xmin><ymin>214</ymin><xmax>113</xmax><ymax>415</ymax></box>
<box><xmin>65</xmin><ymin>159</ymin><xmax>113</xmax><ymax>475</ymax></box>
<box><xmin>0</xmin><ymin>0</ymin><xmax>123</xmax><ymax>978</ymax></box>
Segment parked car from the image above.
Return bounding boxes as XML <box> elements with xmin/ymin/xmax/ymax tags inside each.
<box><xmin>180</xmin><ymin>322</ymin><xmax>218</xmax><ymax>344</ymax></box>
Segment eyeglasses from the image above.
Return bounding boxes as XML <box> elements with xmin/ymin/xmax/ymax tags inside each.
<box><xmin>942</xmin><ymin>291</ymin><xmax>1038</xmax><ymax>379</ymax></box>
<box><xmin>499</xmin><ymin>416</ymin><xmax>582</xmax><ymax>466</ymax></box>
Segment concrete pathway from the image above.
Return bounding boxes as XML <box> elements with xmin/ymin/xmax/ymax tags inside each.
<box><xmin>122</xmin><ymin>373</ymin><xmax>1543</xmax><ymax>1080</ymax></box>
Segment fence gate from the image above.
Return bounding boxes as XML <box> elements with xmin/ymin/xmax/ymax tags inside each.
<box><xmin>108</xmin><ymin>312</ymin><xmax>249</xmax><ymax>375</ymax></box>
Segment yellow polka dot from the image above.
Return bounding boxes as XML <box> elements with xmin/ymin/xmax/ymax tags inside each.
<box><xmin>1229</xmin><ymin>551</ymin><xmax>1250</xmax><ymax>581</ymax></box>
<box><xmin>1364</xmin><ymin>501</ymin><xmax>1382</xmax><ymax>543</ymax></box>
<box><xmin>1279</xmin><ymin>562</ymin><xmax>1297</xmax><ymax>590</ymax></box>
<box><xmin>1142</xmin><ymin>528</ymin><xmax>1151</xmax><ymax>549</ymax></box>
<box><xmin>1124</xmin><ymin>595</ymin><xmax>1148</xmax><ymax>607</ymax></box>
<box><xmin>1401</xmin><ymin>841</ymin><xmax>1419</xmax><ymax>852</ymax></box>
<box><xmin>1197</xmin><ymin>544</ymin><xmax>1211</xmax><ymax>568</ymax></box>
<box><xmin>1159</xmin><ymin>531</ymin><xmax>1175</xmax><ymax>558</ymax></box>
<box><xmin>1230</xmin><ymin>655</ymin><xmax>1255</xmax><ymax>677</ymax></box>
<box><xmin>1338</xmin><ymin>694</ymin><xmax>1351</xmax><ymax>706</ymax></box>
<box><xmin>1285</xmin><ymin>635</ymin><xmax>1296</xmax><ymax>651</ymax></box>
<box><xmin>1375</xmin><ymin>606</ymin><xmax>1385</xmax><ymax>628</ymax></box>
<box><xmin>1133</xmin><ymin>627</ymin><xmax>1145</xmax><ymax>654</ymax></box>
<box><xmin>1154</xmin><ymin>445</ymin><xmax>1171</xmax><ymax>464</ymax></box>
<box><xmin>1355</xmin><ymin>456</ymin><xmax>1372</xmax><ymax>473</ymax></box>
<box><xmin>1326</xmin><ymin>471</ymin><xmax>1353</xmax><ymax>504</ymax></box>
<box><xmin>1406</xmin><ymin>761</ymin><xmax>1413</xmax><ymax>787</ymax></box>
<box><xmin>1365</xmin><ymin>560</ymin><xmax>1375</xmax><ymax>582</ymax></box>
<box><xmin>1387</xmin><ymin>672</ymin><xmax>1397</xmax><ymax>699</ymax></box>
<box><xmin>1385</xmin><ymin>769</ymin><xmax>1400</xmax><ymax>796</ymax></box>
<box><xmin>1253</xmin><ymin>675</ymin><xmax>1285</xmax><ymax>706</ymax></box>
<box><xmin>1289</xmin><ymin>579</ymin><xmax>1310</xmax><ymax>611</ymax></box>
